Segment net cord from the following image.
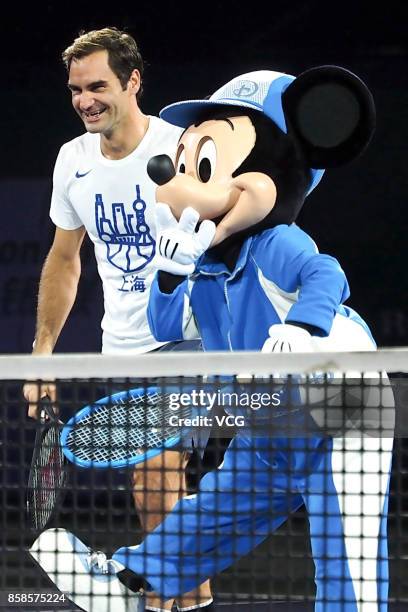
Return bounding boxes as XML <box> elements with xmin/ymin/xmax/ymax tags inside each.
<box><xmin>1</xmin><ymin>348</ymin><xmax>407</xmax><ymax>379</ymax></box>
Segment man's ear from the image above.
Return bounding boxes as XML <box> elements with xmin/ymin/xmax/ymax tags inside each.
<box><xmin>282</xmin><ymin>65</ymin><xmax>376</xmax><ymax>168</ymax></box>
<box><xmin>128</xmin><ymin>68</ymin><xmax>142</xmax><ymax>95</ymax></box>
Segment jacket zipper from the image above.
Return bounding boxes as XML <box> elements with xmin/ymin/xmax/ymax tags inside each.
<box><xmin>197</xmin><ymin>267</ymin><xmax>243</xmax><ymax>352</ymax></box>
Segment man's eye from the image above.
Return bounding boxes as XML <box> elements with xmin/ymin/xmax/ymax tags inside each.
<box><xmin>196</xmin><ymin>140</ymin><xmax>216</xmax><ymax>183</ymax></box>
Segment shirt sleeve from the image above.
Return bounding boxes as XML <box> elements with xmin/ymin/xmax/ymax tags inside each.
<box><xmin>49</xmin><ymin>144</ymin><xmax>83</xmax><ymax>230</ymax></box>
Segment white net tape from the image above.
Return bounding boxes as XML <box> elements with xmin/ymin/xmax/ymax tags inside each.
<box><xmin>1</xmin><ymin>347</ymin><xmax>408</xmax><ymax>379</ymax></box>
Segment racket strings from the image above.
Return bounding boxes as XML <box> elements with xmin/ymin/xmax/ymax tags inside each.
<box><xmin>28</xmin><ymin>424</ymin><xmax>65</xmax><ymax>530</ymax></box>
<box><xmin>65</xmin><ymin>391</ymin><xmax>192</xmax><ymax>463</ymax></box>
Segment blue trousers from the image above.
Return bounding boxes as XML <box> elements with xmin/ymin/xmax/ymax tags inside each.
<box><xmin>113</xmin><ymin>434</ymin><xmax>392</xmax><ymax>611</ymax></box>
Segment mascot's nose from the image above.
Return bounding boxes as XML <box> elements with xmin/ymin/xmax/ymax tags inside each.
<box><xmin>147</xmin><ymin>154</ymin><xmax>176</xmax><ymax>186</ymax></box>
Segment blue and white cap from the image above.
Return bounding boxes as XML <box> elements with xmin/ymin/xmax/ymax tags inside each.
<box><xmin>160</xmin><ymin>70</ymin><xmax>324</xmax><ymax>193</ymax></box>
<box><xmin>160</xmin><ymin>71</ymin><xmax>295</xmax><ymax>132</ymax></box>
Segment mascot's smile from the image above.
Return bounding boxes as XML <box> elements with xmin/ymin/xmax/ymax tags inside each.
<box><xmin>149</xmin><ymin>115</ymin><xmax>277</xmax><ymax>246</ymax></box>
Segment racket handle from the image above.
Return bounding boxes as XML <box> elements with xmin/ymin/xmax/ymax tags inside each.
<box><xmin>38</xmin><ymin>397</ymin><xmax>57</xmax><ymax>424</ymax></box>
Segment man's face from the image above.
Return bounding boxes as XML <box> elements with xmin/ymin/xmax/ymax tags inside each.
<box><xmin>68</xmin><ymin>49</ymin><xmax>139</xmax><ymax>135</ymax></box>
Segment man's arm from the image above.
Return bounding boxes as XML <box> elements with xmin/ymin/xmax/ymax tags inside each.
<box><xmin>33</xmin><ymin>226</ymin><xmax>86</xmax><ymax>354</ymax></box>
<box><xmin>24</xmin><ymin>225</ymin><xmax>86</xmax><ymax>416</ymax></box>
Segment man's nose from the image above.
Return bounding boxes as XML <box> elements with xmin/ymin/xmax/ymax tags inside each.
<box><xmin>147</xmin><ymin>155</ymin><xmax>176</xmax><ymax>186</ymax></box>
<box><xmin>78</xmin><ymin>92</ymin><xmax>95</xmax><ymax>110</ymax></box>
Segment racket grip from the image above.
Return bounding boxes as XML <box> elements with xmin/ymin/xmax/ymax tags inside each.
<box><xmin>38</xmin><ymin>397</ymin><xmax>57</xmax><ymax>423</ymax></box>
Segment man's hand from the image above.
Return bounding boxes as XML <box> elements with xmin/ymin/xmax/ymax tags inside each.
<box><xmin>24</xmin><ymin>382</ymin><xmax>57</xmax><ymax>419</ymax></box>
<box><xmin>155</xmin><ymin>204</ymin><xmax>216</xmax><ymax>276</ymax></box>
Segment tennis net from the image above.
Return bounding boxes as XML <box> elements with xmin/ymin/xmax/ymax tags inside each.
<box><xmin>1</xmin><ymin>349</ymin><xmax>407</xmax><ymax>611</ymax></box>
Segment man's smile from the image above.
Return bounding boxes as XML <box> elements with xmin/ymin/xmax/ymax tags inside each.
<box><xmin>82</xmin><ymin>107</ymin><xmax>107</xmax><ymax>122</ymax></box>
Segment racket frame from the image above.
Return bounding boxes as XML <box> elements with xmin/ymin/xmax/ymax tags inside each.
<box><xmin>26</xmin><ymin>398</ymin><xmax>67</xmax><ymax>531</ymax></box>
<box><xmin>60</xmin><ymin>386</ymin><xmax>187</xmax><ymax>469</ymax></box>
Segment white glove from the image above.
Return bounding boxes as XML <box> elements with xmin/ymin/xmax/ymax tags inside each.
<box><xmin>262</xmin><ymin>324</ymin><xmax>324</xmax><ymax>398</ymax></box>
<box><xmin>237</xmin><ymin>324</ymin><xmax>315</xmax><ymax>383</ymax></box>
<box><xmin>155</xmin><ymin>204</ymin><xmax>216</xmax><ymax>275</ymax></box>
<box><xmin>262</xmin><ymin>323</ymin><xmax>315</xmax><ymax>353</ymax></box>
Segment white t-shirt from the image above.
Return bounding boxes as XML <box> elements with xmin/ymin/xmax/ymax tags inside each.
<box><xmin>50</xmin><ymin>116</ymin><xmax>182</xmax><ymax>354</ymax></box>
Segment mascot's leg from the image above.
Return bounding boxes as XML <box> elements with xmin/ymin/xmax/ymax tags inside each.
<box><xmin>112</xmin><ymin>435</ymin><xmax>303</xmax><ymax>601</ymax></box>
<box><xmin>303</xmin><ymin>435</ymin><xmax>392</xmax><ymax>612</ymax></box>
<box><xmin>306</xmin><ymin>314</ymin><xmax>395</xmax><ymax>611</ymax></box>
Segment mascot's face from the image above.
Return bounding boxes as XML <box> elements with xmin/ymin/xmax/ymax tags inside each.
<box><xmin>156</xmin><ymin>115</ymin><xmax>278</xmax><ymax>246</ymax></box>
<box><xmin>150</xmin><ymin>67</ymin><xmax>375</xmax><ymax>248</ymax></box>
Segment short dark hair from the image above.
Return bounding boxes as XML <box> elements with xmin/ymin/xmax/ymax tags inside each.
<box><xmin>62</xmin><ymin>27</ymin><xmax>144</xmax><ymax>100</ymax></box>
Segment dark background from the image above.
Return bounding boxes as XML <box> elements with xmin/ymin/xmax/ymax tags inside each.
<box><xmin>0</xmin><ymin>0</ymin><xmax>407</xmax><ymax>352</ymax></box>
<box><xmin>0</xmin><ymin>3</ymin><xmax>407</xmax><ymax>606</ymax></box>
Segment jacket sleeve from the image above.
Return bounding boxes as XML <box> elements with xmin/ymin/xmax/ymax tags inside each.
<box><xmin>147</xmin><ymin>273</ymin><xmax>199</xmax><ymax>342</ymax></box>
<box><xmin>254</xmin><ymin>226</ymin><xmax>350</xmax><ymax>337</ymax></box>
<box><xmin>286</xmin><ymin>253</ymin><xmax>350</xmax><ymax>336</ymax></box>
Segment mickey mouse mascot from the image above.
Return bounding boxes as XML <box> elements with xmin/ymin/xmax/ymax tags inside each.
<box><xmin>31</xmin><ymin>66</ymin><xmax>394</xmax><ymax>612</ymax></box>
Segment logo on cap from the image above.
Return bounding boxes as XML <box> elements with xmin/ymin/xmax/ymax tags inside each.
<box><xmin>233</xmin><ymin>81</ymin><xmax>259</xmax><ymax>98</ymax></box>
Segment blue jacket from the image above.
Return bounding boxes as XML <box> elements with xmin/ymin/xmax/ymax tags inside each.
<box><xmin>148</xmin><ymin>224</ymin><xmax>360</xmax><ymax>351</ymax></box>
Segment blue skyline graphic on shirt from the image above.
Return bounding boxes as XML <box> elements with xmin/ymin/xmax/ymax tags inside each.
<box><xmin>95</xmin><ymin>185</ymin><xmax>155</xmax><ymax>276</ymax></box>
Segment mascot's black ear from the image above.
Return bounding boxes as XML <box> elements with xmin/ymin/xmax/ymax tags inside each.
<box><xmin>282</xmin><ymin>65</ymin><xmax>375</xmax><ymax>168</ymax></box>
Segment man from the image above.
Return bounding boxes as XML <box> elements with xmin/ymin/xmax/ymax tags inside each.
<box><xmin>24</xmin><ymin>27</ymin><xmax>212</xmax><ymax>612</ymax></box>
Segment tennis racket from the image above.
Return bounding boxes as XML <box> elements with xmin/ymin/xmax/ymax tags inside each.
<box><xmin>26</xmin><ymin>399</ymin><xmax>67</xmax><ymax>532</ymax></box>
<box><xmin>60</xmin><ymin>386</ymin><xmax>193</xmax><ymax>469</ymax></box>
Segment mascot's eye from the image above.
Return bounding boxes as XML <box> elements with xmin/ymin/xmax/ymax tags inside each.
<box><xmin>197</xmin><ymin>139</ymin><xmax>216</xmax><ymax>183</ymax></box>
<box><xmin>176</xmin><ymin>149</ymin><xmax>186</xmax><ymax>174</ymax></box>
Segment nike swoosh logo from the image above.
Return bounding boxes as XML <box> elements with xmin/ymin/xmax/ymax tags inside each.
<box><xmin>75</xmin><ymin>169</ymin><xmax>92</xmax><ymax>178</ymax></box>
